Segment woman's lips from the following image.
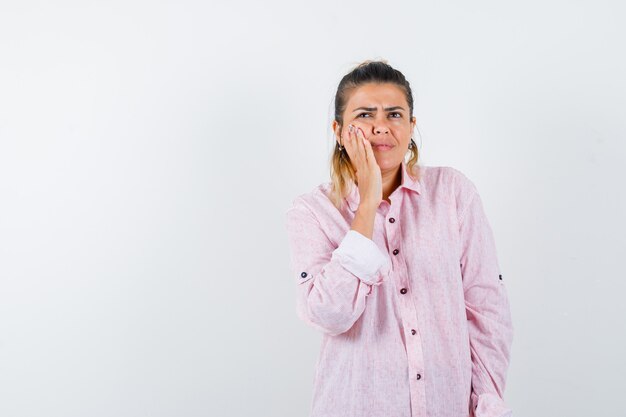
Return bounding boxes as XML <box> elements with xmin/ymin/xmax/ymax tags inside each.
<box><xmin>372</xmin><ymin>144</ymin><xmax>394</xmax><ymax>151</ymax></box>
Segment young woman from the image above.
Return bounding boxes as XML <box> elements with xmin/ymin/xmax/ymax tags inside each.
<box><xmin>285</xmin><ymin>60</ymin><xmax>514</xmax><ymax>417</ymax></box>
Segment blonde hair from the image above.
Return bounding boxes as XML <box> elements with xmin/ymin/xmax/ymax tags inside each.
<box><xmin>328</xmin><ymin>59</ymin><xmax>421</xmax><ymax>210</ymax></box>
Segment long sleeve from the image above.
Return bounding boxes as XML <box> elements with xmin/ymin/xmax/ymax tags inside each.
<box><xmin>458</xmin><ymin>187</ymin><xmax>514</xmax><ymax>417</ymax></box>
<box><xmin>285</xmin><ymin>197</ymin><xmax>391</xmax><ymax>336</ymax></box>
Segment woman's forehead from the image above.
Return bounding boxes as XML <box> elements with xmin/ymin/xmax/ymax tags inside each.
<box><xmin>347</xmin><ymin>83</ymin><xmax>407</xmax><ymax>108</ymax></box>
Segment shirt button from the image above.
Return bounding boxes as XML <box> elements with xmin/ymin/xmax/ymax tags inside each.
<box><xmin>400</xmin><ymin>288</ymin><xmax>407</xmax><ymax>294</ymax></box>
<box><xmin>416</xmin><ymin>373</ymin><xmax>422</xmax><ymax>380</ymax></box>
<box><xmin>389</xmin><ymin>217</ymin><xmax>395</xmax><ymax>223</ymax></box>
<box><xmin>393</xmin><ymin>249</ymin><xmax>399</xmax><ymax>255</ymax></box>
<box><xmin>411</xmin><ymin>329</ymin><xmax>416</xmax><ymax>335</ymax></box>
<box><xmin>300</xmin><ymin>272</ymin><xmax>307</xmax><ymax>278</ymax></box>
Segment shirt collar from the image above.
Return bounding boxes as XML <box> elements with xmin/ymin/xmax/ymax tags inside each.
<box><xmin>345</xmin><ymin>160</ymin><xmax>422</xmax><ymax>212</ymax></box>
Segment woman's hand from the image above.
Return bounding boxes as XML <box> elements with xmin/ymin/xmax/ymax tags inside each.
<box><xmin>341</xmin><ymin>124</ymin><xmax>382</xmax><ymax>209</ymax></box>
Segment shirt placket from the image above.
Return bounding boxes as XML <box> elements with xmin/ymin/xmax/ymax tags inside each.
<box><xmin>381</xmin><ymin>199</ymin><xmax>426</xmax><ymax>417</ymax></box>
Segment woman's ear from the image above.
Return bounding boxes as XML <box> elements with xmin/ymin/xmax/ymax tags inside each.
<box><xmin>332</xmin><ymin>120</ymin><xmax>342</xmax><ymax>143</ymax></box>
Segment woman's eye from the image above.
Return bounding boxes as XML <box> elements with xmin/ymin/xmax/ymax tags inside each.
<box><xmin>358</xmin><ymin>112</ymin><xmax>401</xmax><ymax>118</ymax></box>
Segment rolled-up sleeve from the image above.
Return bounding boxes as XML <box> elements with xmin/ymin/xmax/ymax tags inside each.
<box><xmin>285</xmin><ymin>198</ymin><xmax>391</xmax><ymax>336</ymax></box>
<box><xmin>458</xmin><ymin>185</ymin><xmax>514</xmax><ymax>417</ymax></box>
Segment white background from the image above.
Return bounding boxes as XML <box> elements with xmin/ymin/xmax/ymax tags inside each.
<box><xmin>1</xmin><ymin>1</ymin><xmax>625</xmax><ymax>416</ymax></box>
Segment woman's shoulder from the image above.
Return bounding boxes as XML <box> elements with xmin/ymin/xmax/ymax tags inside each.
<box><xmin>420</xmin><ymin>164</ymin><xmax>477</xmax><ymax>192</ymax></box>
<box><xmin>285</xmin><ymin>182</ymin><xmax>334</xmax><ymax>217</ymax></box>
<box><xmin>419</xmin><ymin>164</ymin><xmax>481</xmax><ymax>216</ymax></box>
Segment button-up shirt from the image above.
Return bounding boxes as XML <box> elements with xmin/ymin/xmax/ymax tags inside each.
<box><xmin>284</xmin><ymin>160</ymin><xmax>514</xmax><ymax>417</ymax></box>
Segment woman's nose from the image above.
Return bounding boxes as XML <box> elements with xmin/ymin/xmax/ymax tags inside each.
<box><xmin>374</xmin><ymin>123</ymin><xmax>389</xmax><ymax>134</ymax></box>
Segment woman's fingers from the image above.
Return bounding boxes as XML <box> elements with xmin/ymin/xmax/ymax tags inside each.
<box><xmin>343</xmin><ymin>124</ymin><xmax>378</xmax><ymax>173</ymax></box>
<box><xmin>344</xmin><ymin>124</ymin><xmax>363</xmax><ymax>170</ymax></box>
<box><xmin>362</xmin><ymin>133</ymin><xmax>376</xmax><ymax>167</ymax></box>
<box><xmin>353</xmin><ymin>126</ymin><xmax>368</xmax><ymax>164</ymax></box>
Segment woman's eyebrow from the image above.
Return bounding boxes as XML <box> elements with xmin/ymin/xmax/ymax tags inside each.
<box><xmin>352</xmin><ymin>106</ymin><xmax>405</xmax><ymax>112</ymax></box>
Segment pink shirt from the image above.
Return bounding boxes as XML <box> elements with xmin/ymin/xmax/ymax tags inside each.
<box><xmin>285</xmin><ymin>160</ymin><xmax>514</xmax><ymax>417</ymax></box>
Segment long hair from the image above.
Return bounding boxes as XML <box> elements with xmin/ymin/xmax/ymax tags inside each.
<box><xmin>329</xmin><ymin>59</ymin><xmax>421</xmax><ymax>210</ymax></box>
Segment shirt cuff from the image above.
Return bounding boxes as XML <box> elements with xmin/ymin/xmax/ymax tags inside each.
<box><xmin>331</xmin><ymin>230</ymin><xmax>391</xmax><ymax>285</ymax></box>
<box><xmin>471</xmin><ymin>392</ymin><xmax>513</xmax><ymax>417</ymax></box>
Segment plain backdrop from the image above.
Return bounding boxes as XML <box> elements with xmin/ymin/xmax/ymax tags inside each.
<box><xmin>1</xmin><ymin>1</ymin><xmax>625</xmax><ymax>416</ymax></box>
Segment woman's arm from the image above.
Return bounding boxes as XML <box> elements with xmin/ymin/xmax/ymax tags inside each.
<box><xmin>458</xmin><ymin>184</ymin><xmax>514</xmax><ymax>417</ymax></box>
<box><xmin>285</xmin><ymin>197</ymin><xmax>390</xmax><ymax>336</ymax></box>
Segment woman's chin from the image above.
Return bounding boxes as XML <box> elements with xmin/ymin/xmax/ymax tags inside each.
<box><xmin>374</xmin><ymin>156</ymin><xmax>400</xmax><ymax>170</ymax></box>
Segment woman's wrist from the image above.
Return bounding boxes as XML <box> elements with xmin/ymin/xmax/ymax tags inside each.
<box><xmin>351</xmin><ymin>204</ymin><xmax>377</xmax><ymax>239</ymax></box>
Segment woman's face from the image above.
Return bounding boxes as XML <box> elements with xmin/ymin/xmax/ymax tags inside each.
<box><xmin>333</xmin><ymin>82</ymin><xmax>416</xmax><ymax>172</ymax></box>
